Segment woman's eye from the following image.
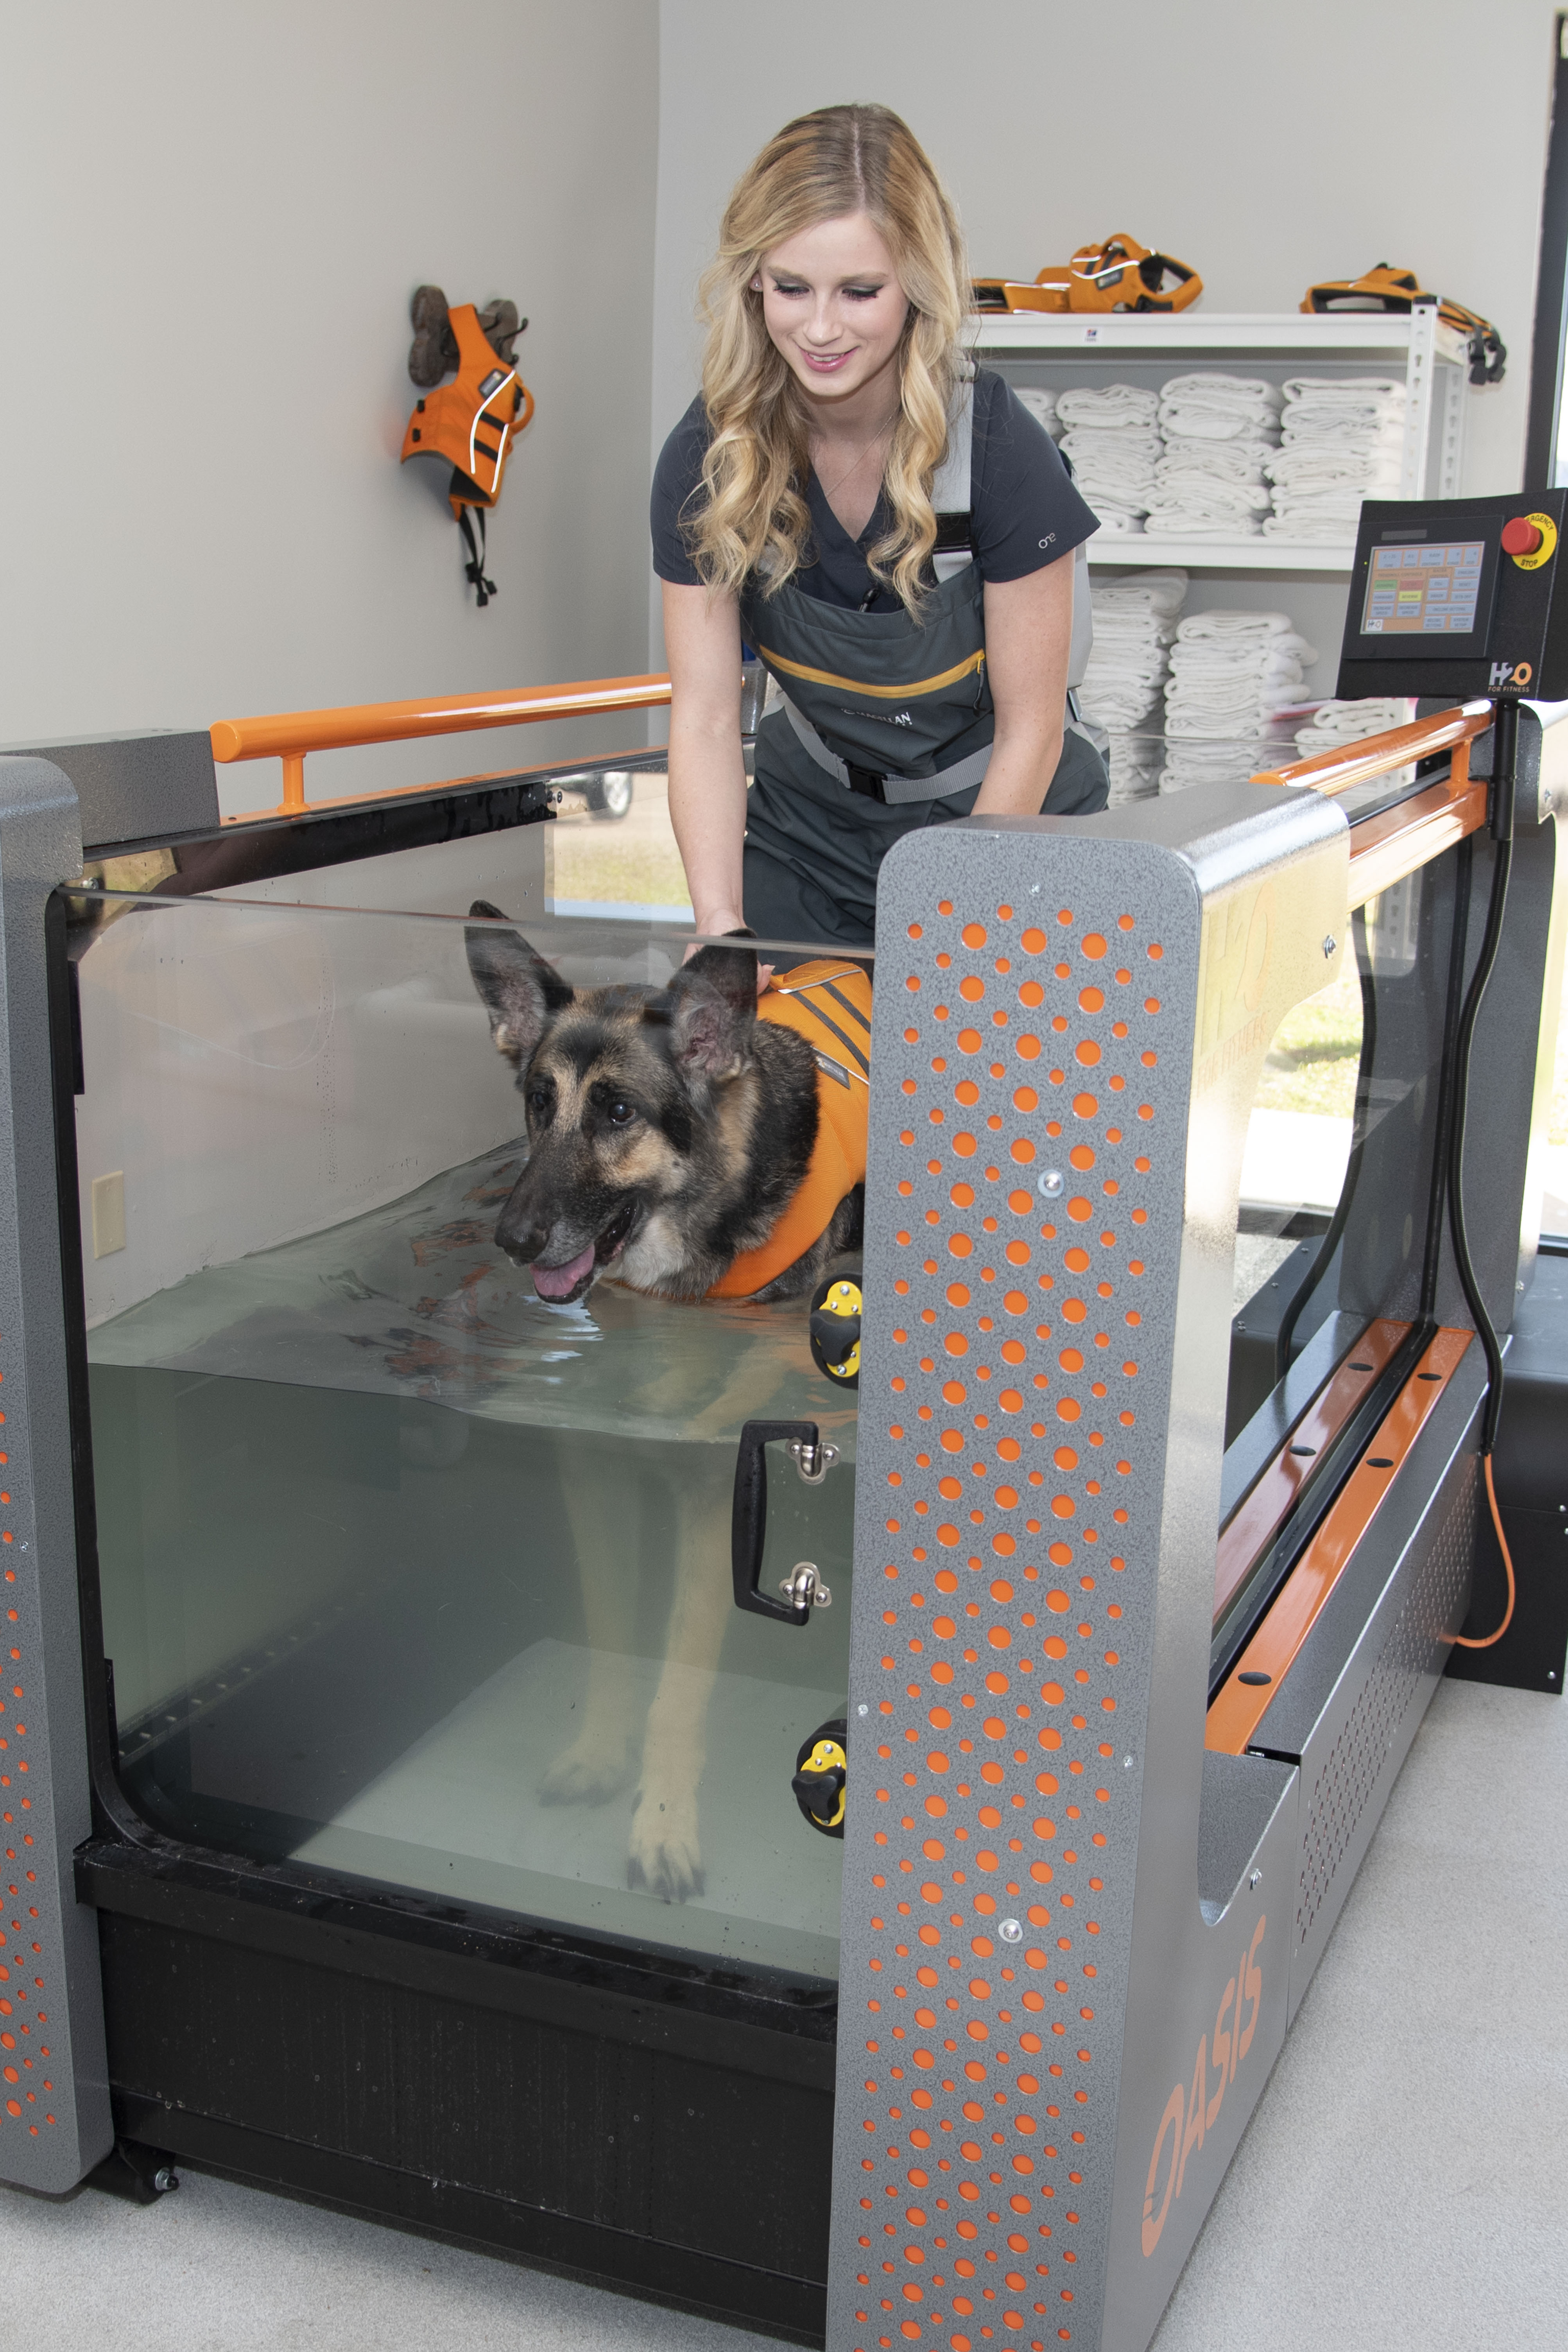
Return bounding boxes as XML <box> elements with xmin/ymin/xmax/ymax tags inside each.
<box><xmin>607</xmin><ymin>1101</ymin><xmax>636</xmax><ymax>1127</ymax></box>
<box><xmin>771</xmin><ymin>280</ymin><xmax>808</xmax><ymax>298</ymax></box>
<box><xmin>844</xmin><ymin>285</ymin><xmax>883</xmax><ymax>301</ymax></box>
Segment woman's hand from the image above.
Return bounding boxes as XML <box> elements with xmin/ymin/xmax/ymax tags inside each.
<box><xmin>663</xmin><ymin>579</ymin><xmax>749</xmax><ymax>933</ymax></box>
<box><xmin>972</xmin><ymin>557</ymin><xmax>1075</xmax><ymax>817</ymax></box>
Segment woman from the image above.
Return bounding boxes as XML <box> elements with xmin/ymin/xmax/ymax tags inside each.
<box><xmin>652</xmin><ymin>102</ymin><xmax>1106</xmax><ymax>956</ymax></box>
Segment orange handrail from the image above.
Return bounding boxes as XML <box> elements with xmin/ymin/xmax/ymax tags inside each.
<box><xmin>209</xmin><ymin>672</ymin><xmax>673</xmax><ymax>813</ymax></box>
<box><xmin>1250</xmin><ymin>698</ymin><xmax>1492</xmax><ymax>797</ymax></box>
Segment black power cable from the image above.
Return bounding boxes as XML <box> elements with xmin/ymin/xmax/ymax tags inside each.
<box><xmin>1446</xmin><ymin>696</ymin><xmax>1516</xmax><ymax>1453</ymax></box>
<box><xmin>1445</xmin><ymin>696</ymin><xmax>1520</xmax><ymax>1647</ymax></box>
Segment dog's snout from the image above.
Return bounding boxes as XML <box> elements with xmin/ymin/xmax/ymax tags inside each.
<box><xmin>496</xmin><ymin>1205</ymin><xmax>549</xmax><ymax>1266</ymax></box>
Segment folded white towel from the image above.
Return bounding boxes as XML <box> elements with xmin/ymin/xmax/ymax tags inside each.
<box><xmin>1163</xmin><ymin>374</ymin><xmax>1284</xmax><ymax>411</ymax></box>
<box><xmin>1281</xmin><ymin>376</ymin><xmax>1403</xmax><ymax>410</ymax></box>
<box><xmin>1146</xmin><ymin>477</ymin><xmax>1272</xmax><ymax>520</ymax></box>
<box><xmin>1175</xmin><ymin>609</ymin><xmax>1295</xmax><ymax>642</ymax></box>
<box><xmin>1293</xmin><ymin>696</ymin><xmax>1414</xmax><ymax>758</ymax></box>
<box><xmin>1014</xmin><ymin>386</ymin><xmax>1065</xmax><ymax>441</ymax></box>
<box><xmin>1158</xmin><ymin>440</ymin><xmax>1279</xmax><ymax>486</ymax></box>
<box><xmin>1265</xmin><ymin>443</ymin><xmax>1403</xmax><ymax>489</ymax></box>
<box><xmin>1260</xmin><ymin>511</ymin><xmax>1366</xmax><ymax>542</ymax></box>
<box><xmin>1090</xmin><ymin>567</ymin><xmax>1189</xmax><ymax>617</ymax></box>
<box><xmin>1056</xmin><ymin>384</ymin><xmax>1160</xmax><ymax>431</ymax></box>
<box><xmin>1159</xmin><ymin>402</ymin><xmax>1281</xmax><ymax>445</ymax></box>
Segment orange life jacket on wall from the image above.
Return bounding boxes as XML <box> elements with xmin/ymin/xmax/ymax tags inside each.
<box><xmin>401</xmin><ymin>301</ymin><xmax>535</xmax><ymax>606</ymax></box>
<box><xmin>708</xmin><ymin>962</ymin><xmax>873</xmax><ymax>1300</ymax></box>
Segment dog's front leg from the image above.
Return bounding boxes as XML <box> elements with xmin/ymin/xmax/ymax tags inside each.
<box><xmin>627</xmin><ymin>1479</ymin><xmax>729</xmax><ymax>1903</ymax></box>
<box><xmin>540</xmin><ymin>1436</ymin><xmax>641</xmax><ymax>1806</ymax></box>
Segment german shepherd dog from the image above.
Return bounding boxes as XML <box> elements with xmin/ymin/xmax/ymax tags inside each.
<box><xmin>465</xmin><ymin>905</ymin><xmax>862</xmax><ymax>1899</ymax></box>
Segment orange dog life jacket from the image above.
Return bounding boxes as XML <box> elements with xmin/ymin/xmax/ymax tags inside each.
<box><xmin>401</xmin><ymin>300</ymin><xmax>534</xmax><ymax>512</ymax></box>
<box><xmin>708</xmin><ymin>961</ymin><xmax>872</xmax><ymax>1300</ymax></box>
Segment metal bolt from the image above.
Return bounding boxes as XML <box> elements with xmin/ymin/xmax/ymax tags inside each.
<box><xmin>1248</xmin><ymin>1870</ymin><xmax>1263</xmax><ymax>1891</ymax></box>
<box><xmin>858</xmin><ymin>1703</ymin><xmax>869</xmax><ymax>1716</ymax></box>
<box><xmin>1038</xmin><ymin>1169</ymin><xmax>1065</xmax><ymax>1200</ymax></box>
<box><xmin>1123</xmin><ymin>1754</ymin><xmax>1134</xmax><ymax>1770</ymax></box>
<box><xmin>998</xmin><ymin>1918</ymin><xmax>1023</xmax><ymax>1944</ymax></box>
<box><xmin>152</xmin><ymin>2167</ymin><xmax>179</xmax><ymax>2194</ymax></box>
<box><xmin>1322</xmin><ymin>934</ymin><xmax>1337</xmax><ymax>958</ymax></box>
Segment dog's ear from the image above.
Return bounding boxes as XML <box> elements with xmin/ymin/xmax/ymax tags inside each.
<box><xmin>465</xmin><ymin>902</ymin><xmax>573</xmax><ymax>1066</ymax></box>
<box><xmin>655</xmin><ymin>939</ymin><xmax>759</xmax><ymax>1083</ymax></box>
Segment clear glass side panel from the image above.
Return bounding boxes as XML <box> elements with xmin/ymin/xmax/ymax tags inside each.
<box><xmin>1218</xmin><ymin>852</ymin><xmax>1462</xmax><ymax>1649</ymax></box>
<box><xmin>71</xmin><ymin>889</ymin><xmax>860</xmax><ymax>1986</ymax></box>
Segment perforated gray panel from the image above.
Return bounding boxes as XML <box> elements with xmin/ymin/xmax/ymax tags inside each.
<box><xmin>1295</xmin><ymin>1457</ymin><xmax>1477</xmax><ymax>1954</ymax></box>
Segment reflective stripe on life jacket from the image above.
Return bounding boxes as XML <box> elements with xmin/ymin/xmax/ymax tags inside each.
<box><xmin>400</xmin><ymin>302</ymin><xmax>535</xmax><ymax>514</ymax></box>
<box><xmin>708</xmin><ymin>961</ymin><xmax>872</xmax><ymax>1299</ymax></box>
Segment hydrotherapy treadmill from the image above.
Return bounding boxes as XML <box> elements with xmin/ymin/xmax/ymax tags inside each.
<box><xmin>0</xmin><ymin>661</ymin><xmax>1561</xmax><ymax>2351</ymax></box>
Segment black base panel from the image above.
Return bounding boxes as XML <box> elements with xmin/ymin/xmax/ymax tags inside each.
<box><xmin>1444</xmin><ymin>1501</ymin><xmax>1568</xmax><ymax>1694</ymax></box>
<box><xmin>96</xmin><ymin>1906</ymin><xmax>831</xmax><ymax>2343</ymax></box>
<box><xmin>1448</xmin><ymin>1251</ymin><xmax>1568</xmax><ymax>1695</ymax></box>
<box><xmin>114</xmin><ymin>2096</ymin><xmax>823</xmax><ymax>2346</ymax></box>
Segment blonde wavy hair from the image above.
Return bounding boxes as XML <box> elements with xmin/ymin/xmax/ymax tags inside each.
<box><xmin>687</xmin><ymin>104</ymin><xmax>969</xmax><ymax>616</ymax></box>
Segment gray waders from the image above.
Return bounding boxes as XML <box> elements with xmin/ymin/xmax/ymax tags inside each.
<box><xmin>737</xmin><ymin>383</ymin><xmax>1108</xmax><ymax>956</ymax></box>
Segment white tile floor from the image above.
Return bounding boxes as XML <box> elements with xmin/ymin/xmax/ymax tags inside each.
<box><xmin>2</xmin><ymin>1673</ymin><xmax>1563</xmax><ymax>2352</ymax></box>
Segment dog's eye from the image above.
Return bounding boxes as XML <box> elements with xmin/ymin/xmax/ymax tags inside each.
<box><xmin>606</xmin><ymin>1099</ymin><xmax>637</xmax><ymax>1127</ymax></box>
<box><xmin>526</xmin><ymin>1088</ymin><xmax>551</xmax><ymax>1119</ymax></box>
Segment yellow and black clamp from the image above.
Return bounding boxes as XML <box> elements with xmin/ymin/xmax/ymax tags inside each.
<box><xmin>809</xmin><ymin>1266</ymin><xmax>862</xmax><ymax>1389</ymax></box>
<box><xmin>793</xmin><ymin>1717</ymin><xmax>848</xmax><ymax>1838</ymax></box>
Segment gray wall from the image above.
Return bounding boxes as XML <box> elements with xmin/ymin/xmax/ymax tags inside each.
<box><xmin>649</xmin><ymin>0</ymin><xmax>1562</xmax><ymax>667</ymax></box>
<box><xmin>0</xmin><ymin>0</ymin><xmax>660</xmax><ymax>812</ymax></box>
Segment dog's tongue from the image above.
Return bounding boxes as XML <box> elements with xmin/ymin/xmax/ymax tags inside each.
<box><xmin>532</xmin><ymin>1242</ymin><xmax>596</xmax><ymax>1302</ymax></box>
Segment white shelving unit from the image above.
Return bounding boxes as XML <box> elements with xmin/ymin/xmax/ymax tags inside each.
<box><xmin>969</xmin><ymin>308</ymin><xmax>1472</xmax><ymax>575</ymax></box>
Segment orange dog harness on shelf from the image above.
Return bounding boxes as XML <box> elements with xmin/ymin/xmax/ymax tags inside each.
<box><xmin>974</xmin><ymin>234</ymin><xmax>1202</xmax><ymax>317</ymax></box>
<box><xmin>400</xmin><ymin>296</ymin><xmax>535</xmax><ymax>606</ymax></box>
<box><xmin>708</xmin><ymin>962</ymin><xmax>872</xmax><ymax>1300</ymax></box>
<box><xmin>1301</xmin><ymin>265</ymin><xmax>1507</xmax><ymax>386</ymax></box>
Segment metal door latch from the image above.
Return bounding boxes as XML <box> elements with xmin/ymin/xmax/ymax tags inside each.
<box><xmin>779</xmin><ymin>1562</ymin><xmax>831</xmax><ymax>1610</ymax></box>
<box><xmin>787</xmin><ymin>1437</ymin><xmax>839</xmax><ymax>1485</ymax></box>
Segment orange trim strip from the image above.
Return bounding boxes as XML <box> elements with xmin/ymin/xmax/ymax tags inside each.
<box><xmin>1346</xmin><ymin>776</ymin><xmax>1487</xmax><ymax>910</ymax></box>
<box><xmin>1206</xmin><ymin>1326</ymin><xmax>1473</xmax><ymax>1756</ymax></box>
<box><xmin>1214</xmin><ymin>1318</ymin><xmax>1409</xmax><ymax>1626</ymax></box>
<box><xmin>1251</xmin><ymin>701</ymin><xmax>1491</xmax><ymax>796</ymax></box>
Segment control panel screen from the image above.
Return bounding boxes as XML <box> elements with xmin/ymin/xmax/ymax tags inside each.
<box><xmin>1360</xmin><ymin>540</ymin><xmax>1487</xmax><ymax>635</ymax></box>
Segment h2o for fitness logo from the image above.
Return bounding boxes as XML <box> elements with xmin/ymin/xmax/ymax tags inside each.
<box><xmin>1140</xmin><ymin>1916</ymin><xmax>1265</xmax><ymax>2258</ymax></box>
<box><xmin>1489</xmin><ymin>660</ymin><xmax>1534</xmax><ymax>690</ymax></box>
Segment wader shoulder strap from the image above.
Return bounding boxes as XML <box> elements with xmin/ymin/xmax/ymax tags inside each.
<box><xmin>931</xmin><ymin>380</ymin><xmax>974</xmax><ymax>585</ymax></box>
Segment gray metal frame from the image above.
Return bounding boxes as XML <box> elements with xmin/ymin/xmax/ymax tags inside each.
<box><xmin>828</xmin><ymin>758</ymin><xmax>1563</xmax><ymax>2352</ymax></box>
<box><xmin>0</xmin><ymin>757</ymin><xmax>110</xmax><ymax>2190</ymax></box>
<box><xmin>830</xmin><ymin>784</ymin><xmax>1349</xmax><ymax>2352</ymax></box>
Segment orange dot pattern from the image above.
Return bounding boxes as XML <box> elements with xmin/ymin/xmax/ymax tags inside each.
<box><xmin>841</xmin><ymin>864</ymin><xmax>1190</xmax><ymax>2352</ymax></box>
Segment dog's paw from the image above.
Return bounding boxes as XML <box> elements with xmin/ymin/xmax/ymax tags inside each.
<box><xmin>626</xmin><ymin>1787</ymin><xmax>704</xmax><ymax>1904</ymax></box>
<box><xmin>539</xmin><ymin>1737</ymin><xmax>633</xmax><ymax>1807</ymax></box>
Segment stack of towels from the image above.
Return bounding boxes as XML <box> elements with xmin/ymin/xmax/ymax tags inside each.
<box><xmin>1161</xmin><ymin>609</ymin><xmax>1318</xmax><ymax>792</ymax></box>
<box><xmin>1143</xmin><ymin>376</ymin><xmax>1281</xmax><ymax>541</ymax></box>
<box><xmin>1014</xmin><ymin>386</ymin><xmax>1065</xmax><ymax>442</ymax></box>
<box><xmin>1263</xmin><ymin>379</ymin><xmax>1407</xmax><ymax>543</ymax></box>
<box><xmin>1077</xmin><ymin>568</ymin><xmax>1188</xmax><ymax>804</ymax></box>
<box><xmin>1055</xmin><ymin>384</ymin><xmax>1162</xmax><ymax>535</ymax></box>
<box><xmin>1291</xmin><ymin>696</ymin><xmax>1414</xmax><ymax>761</ymax></box>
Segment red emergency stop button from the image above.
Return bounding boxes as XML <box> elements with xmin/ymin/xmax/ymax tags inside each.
<box><xmin>1502</xmin><ymin>515</ymin><xmax>1545</xmax><ymax>556</ymax></box>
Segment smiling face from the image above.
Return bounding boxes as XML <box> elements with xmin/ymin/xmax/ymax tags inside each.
<box><xmin>756</xmin><ymin>211</ymin><xmax>910</xmax><ymax>412</ymax></box>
